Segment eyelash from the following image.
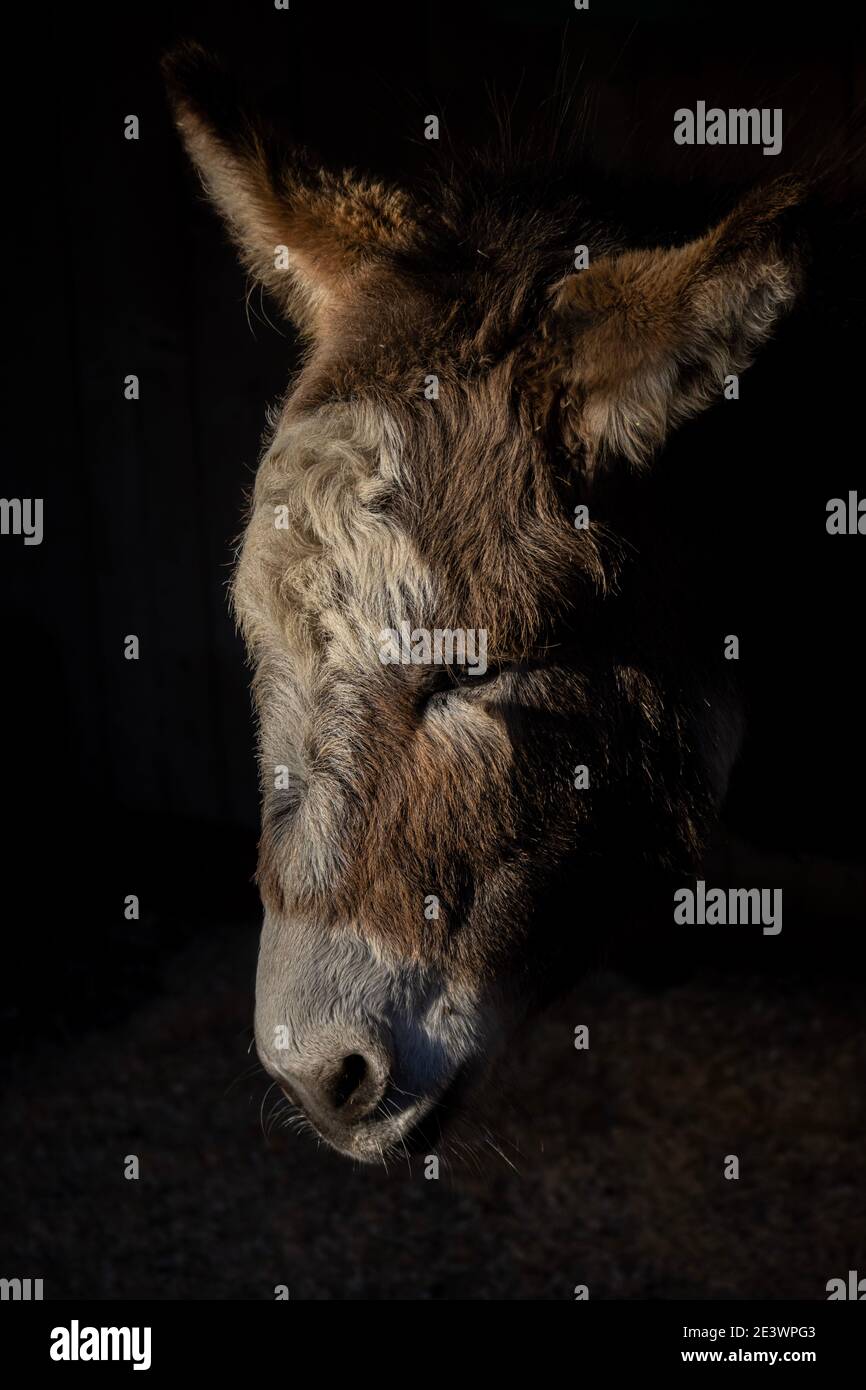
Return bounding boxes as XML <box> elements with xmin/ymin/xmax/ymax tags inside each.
<box><xmin>425</xmin><ymin>665</ymin><xmax>501</xmax><ymax>700</ymax></box>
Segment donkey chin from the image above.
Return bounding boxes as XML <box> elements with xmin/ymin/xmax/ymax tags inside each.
<box><xmin>254</xmin><ymin>911</ymin><xmax>498</xmax><ymax>1162</ymax></box>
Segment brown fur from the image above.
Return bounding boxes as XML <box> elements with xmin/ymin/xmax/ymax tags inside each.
<box><xmin>164</xmin><ymin>42</ymin><xmax>823</xmax><ymax>1159</ymax></box>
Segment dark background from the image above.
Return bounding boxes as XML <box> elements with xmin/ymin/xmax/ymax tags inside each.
<box><xmin>1</xmin><ymin>0</ymin><xmax>864</xmax><ymax>1300</ymax></box>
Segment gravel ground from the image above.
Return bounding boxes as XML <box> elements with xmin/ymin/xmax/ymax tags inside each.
<box><xmin>1</xmin><ymin>924</ymin><xmax>863</xmax><ymax>1301</ymax></box>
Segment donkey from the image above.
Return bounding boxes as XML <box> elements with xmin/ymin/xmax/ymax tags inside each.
<box><xmin>165</xmin><ymin>44</ymin><xmax>860</xmax><ymax>1163</ymax></box>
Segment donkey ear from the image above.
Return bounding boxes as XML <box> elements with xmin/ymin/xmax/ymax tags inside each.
<box><xmin>543</xmin><ymin>177</ymin><xmax>806</xmax><ymax>471</ymax></box>
<box><xmin>162</xmin><ymin>42</ymin><xmax>418</xmax><ymax>337</ymax></box>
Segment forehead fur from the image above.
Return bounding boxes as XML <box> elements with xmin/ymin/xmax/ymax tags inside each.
<box><xmin>231</xmin><ymin>384</ymin><xmax>616</xmax><ymax>948</ymax></box>
<box><xmin>234</xmin><ymin>380</ymin><xmax>615</xmax><ymax>674</ymax></box>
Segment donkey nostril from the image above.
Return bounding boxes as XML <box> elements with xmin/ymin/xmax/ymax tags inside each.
<box><xmin>331</xmin><ymin>1052</ymin><xmax>369</xmax><ymax>1109</ymax></box>
<box><xmin>273</xmin><ymin>1040</ymin><xmax>391</xmax><ymax>1133</ymax></box>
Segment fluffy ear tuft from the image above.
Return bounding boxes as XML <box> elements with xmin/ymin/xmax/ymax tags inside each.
<box><xmin>162</xmin><ymin>41</ymin><xmax>420</xmax><ymax>337</ymax></box>
<box><xmin>539</xmin><ymin>176</ymin><xmax>807</xmax><ymax>471</ymax></box>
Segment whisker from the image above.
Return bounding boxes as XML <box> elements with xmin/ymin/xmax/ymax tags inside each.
<box><xmin>259</xmin><ymin>1081</ymin><xmax>279</xmax><ymax>1140</ymax></box>
<box><xmin>223</xmin><ymin>1060</ymin><xmax>267</xmax><ymax>1099</ymax></box>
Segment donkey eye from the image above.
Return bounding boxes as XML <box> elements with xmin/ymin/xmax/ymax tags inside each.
<box><xmin>425</xmin><ymin>664</ymin><xmax>500</xmax><ymax>700</ymax></box>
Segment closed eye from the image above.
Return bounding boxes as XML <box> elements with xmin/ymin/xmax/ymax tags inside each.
<box><xmin>424</xmin><ymin>663</ymin><xmax>502</xmax><ymax>702</ymax></box>
<box><xmin>265</xmin><ymin>777</ymin><xmax>307</xmax><ymax>837</ymax></box>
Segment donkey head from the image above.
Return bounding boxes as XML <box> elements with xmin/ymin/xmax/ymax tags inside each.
<box><xmin>166</xmin><ymin>45</ymin><xmax>804</xmax><ymax>1161</ymax></box>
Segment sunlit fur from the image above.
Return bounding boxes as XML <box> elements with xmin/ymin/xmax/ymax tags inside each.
<box><xmin>166</xmin><ymin>42</ymin><xmax>807</xmax><ymax>1159</ymax></box>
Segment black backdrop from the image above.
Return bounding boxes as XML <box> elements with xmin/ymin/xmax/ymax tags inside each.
<box><xmin>3</xmin><ymin>0</ymin><xmax>864</xmax><ymax>1109</ymax></box>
